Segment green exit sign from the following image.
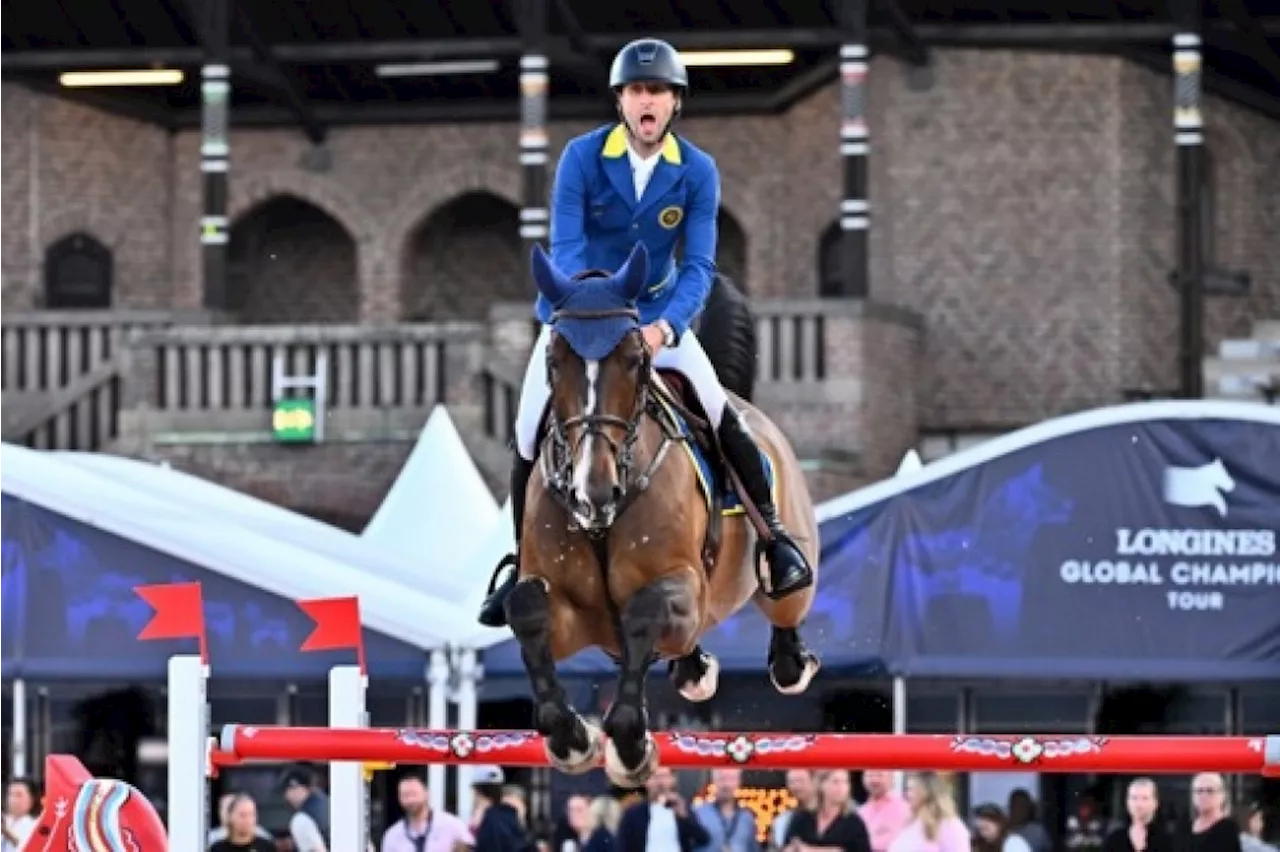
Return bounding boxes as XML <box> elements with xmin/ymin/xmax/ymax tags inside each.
<box><xmin>272</xmin><ymin>398</ymin><xmax>317</xmax><ymax>443</ymax></box>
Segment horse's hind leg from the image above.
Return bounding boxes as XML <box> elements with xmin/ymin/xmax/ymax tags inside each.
<box><xmin>755</xmin><ymin>592</ymin><xmax>821</xmax><ymax>696</ymax></box>
<box><xmin>668</xmin><ymin>645</ymin><xmax>720</xmax><ymax>703</ymax></box>
<box><xmin>604</xmin><ymin>572</ymin><xmax>699</xmax><ymax>787</ymax></box>
<box><xmin>505</xmin><ymin>579</ymin><xmax>603</xmax><ymax>773</ymax></box>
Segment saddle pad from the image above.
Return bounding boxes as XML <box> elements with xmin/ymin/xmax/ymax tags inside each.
<box><xmin>651</xmin><ymin>391</ymin><xmax>777</xmax><ymax>517</ymax></box>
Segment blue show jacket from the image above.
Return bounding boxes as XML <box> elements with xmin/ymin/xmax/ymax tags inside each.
<box><xmin>538</xmin><ymin>123</ymin><xmax>722</xmax><ymax>340</ymax></box>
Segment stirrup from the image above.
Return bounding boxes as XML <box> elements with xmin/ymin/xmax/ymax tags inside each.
<box><xmin>486</xmin><ymin>553</ymin><xmax>518</xmax><ymax>595</ymax></box>
<box><xmin>754</xmin><ymin>526</ymin><xmax>813</xmax><ymax>600</ymax></box>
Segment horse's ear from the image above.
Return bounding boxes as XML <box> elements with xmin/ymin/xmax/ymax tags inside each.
<box><xmin>530</xmin><ymin>243</ymin><xmax>573</xmax><ymax>306</ymax></box>
<box><xmin>615</xmin><ymin>242</ymin><xmax>649</xmax><ymax>304</ymax></box>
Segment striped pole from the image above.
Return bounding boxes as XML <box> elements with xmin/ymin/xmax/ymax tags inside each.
<box><xmin>839</xmin><ymin>0</ymin><xmax>870</xmax><ymax>298</ymax></box>
<box><xmin>1172</xmin><ymin>4</ymin><xmax>1205</xmax><ymax>399</ymax></box>
<box><xmin>519</xmin><ymin>0</ymin><xmax>550</xmax><ymax>247</ymax></box>
<box><xmin>199</xmin><ymin>0</ymin><xmax>230</xmax><ymax>310</ymax></box>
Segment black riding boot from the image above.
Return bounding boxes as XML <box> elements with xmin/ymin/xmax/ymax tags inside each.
<box><xmin>717</xmin><ymin>408</ymin><xmax>814</xmax><ymax>600</ymax></box>
<box><xmin>476</xmin><ymin>452</ymin><xmax>534</xmax><ymax>628</ymax></box>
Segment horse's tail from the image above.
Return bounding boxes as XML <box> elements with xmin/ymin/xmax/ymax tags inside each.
<box><xmin>697</xmin><ymin>274</ymin><xmax>757</xmax><ymax>402</ymax></box>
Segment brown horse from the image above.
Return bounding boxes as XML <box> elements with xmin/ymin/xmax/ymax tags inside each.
<box><xmin>503</xmin><ymin>243</ymin><xmax>821</xmax><ymax>787</ymax></box>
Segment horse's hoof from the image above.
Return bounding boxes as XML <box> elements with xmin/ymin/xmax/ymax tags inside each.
<box><xmin>603</xmin><ymin>733</ymin><xmax>658</xmax><ymax>788</ymax></box>
<box><xmin>544</xmin><ymin>718</ymin><xmax>604</xmax><ymax>775</ymax></box>
<box><xmin>678</xmin><ymin>653</ymin><xmax>720</xmax><ymax>703</ymax></box>
<box><xmin>769</xmin><ymin>650</ymin><xmax>821</xmax><ymax>696</ymax></box>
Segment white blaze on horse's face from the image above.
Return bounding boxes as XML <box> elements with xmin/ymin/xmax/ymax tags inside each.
<box><xmin>571</xmin><ymin>359</ymin><xmax>604</xmax><ymax>522</ymax></box>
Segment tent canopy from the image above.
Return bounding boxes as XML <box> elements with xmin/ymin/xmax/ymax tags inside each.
<box><xmin>1</xmin><ymin>442</ymin><xmax>508</xmax><ymax>680</ymax></box>
<box><xmin>361</xmin><ymin>406</ymin><xmax>501</xmax><ymax>606</ymax></box>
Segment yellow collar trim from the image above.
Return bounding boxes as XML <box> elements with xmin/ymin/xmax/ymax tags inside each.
<box><xmin>602</xmin><ymin>124</ymin><xmax>682</xmax><ymax>164</ymax></box>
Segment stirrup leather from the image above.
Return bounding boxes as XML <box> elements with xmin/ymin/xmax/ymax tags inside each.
<box><xmin>486</xmin><ymin>553</ymin><xmax>518</xmax><ymax>595</ymax></box>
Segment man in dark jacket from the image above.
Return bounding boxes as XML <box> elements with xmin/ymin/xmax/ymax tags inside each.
<box><xmin>281</xmin><ymin>766</ymin><xmax>330</xmax><ymax>852</ymax></box>
<box><xmin>616</xmin><ymin>767</ymin><xmax>710</xmax><ymax>852</ymax></box>
<box><xmin>472</xmin><ymin>766</ymin><xmax>532</xmax><ymax>852</ymax></box>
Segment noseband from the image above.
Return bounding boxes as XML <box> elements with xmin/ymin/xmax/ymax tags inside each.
<box><xmin>542</xmin><ymin>306</ymin><xmax>684</xmax><ymax>534</ymax></box>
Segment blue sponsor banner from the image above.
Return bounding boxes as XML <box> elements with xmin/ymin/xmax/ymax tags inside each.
<box><xmin>830</xmin><ymin>409</ymin><xmax>1280</xmax><ymax>680</ymax></box>
<box><xmin>1</xmin><ymin>496</ymin><xmax>426</xmax><ymax>680</ymax></box>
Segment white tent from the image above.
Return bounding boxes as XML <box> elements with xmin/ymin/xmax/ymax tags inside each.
<box><xmin>461</xmin><ymin>497</ymin><xmax>515</xmax><ymax>610</ymax></box>
<box><xmin>0</xmin><ymin>443</ymin><xmax>508</xmax><ymax>651</ymax></box>
<box><xmin>362</xmin><ymin>406</ymin><xmax>501</xmax><ymax>601</ymax></box>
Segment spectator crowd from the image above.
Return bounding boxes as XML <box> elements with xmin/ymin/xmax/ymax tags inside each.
<box><xmin>1</xmin><ymin>767</ymin><xmax>1274</xmax><ymax>852</ymax></box>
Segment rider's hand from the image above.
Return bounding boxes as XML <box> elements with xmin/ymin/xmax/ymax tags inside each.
<box><xmin>642</xmin><ymin>323</ymin><xmax>666</xmax><ymax>356</ymax></box>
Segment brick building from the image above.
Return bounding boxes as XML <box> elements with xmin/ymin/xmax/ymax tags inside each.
<box><xmin>2</xmin><ymin>47</ymin><xmax>1278</xmax><ymax>521</ymax></box>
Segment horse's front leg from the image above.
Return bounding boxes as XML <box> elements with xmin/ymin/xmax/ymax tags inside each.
<box><xmin>505</xmin><ymin>578</ymin><xmax>603</xmax><ymax>773</ymax></box>
<box><xmin>603</xmin><ymin>572</ymin><xmax>700</xmax><ymax>787</ymax></box>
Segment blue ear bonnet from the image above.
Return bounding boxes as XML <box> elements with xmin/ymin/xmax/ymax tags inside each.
<box><xmin>530</xmin><ymin>243</ymin><xmax>650</xmax><ymax>361</ymax></box>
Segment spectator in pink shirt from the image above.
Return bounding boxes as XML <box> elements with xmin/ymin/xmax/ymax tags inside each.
<box><xmin>859</xmin><ymin>772</ymin><xmax>911</xmax><ymax>852</ymax></box>
<box><xmin>380</xmin><ymin>773</ymin><xmax>474</xmax><ymax>852</ymax></box>
<box><xmin>887</xmin><ymin>773</ymin><xmax>969</xmax><ymax>852</ymax></box>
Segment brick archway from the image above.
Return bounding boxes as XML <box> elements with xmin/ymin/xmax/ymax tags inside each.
<box><xmin>40</xmin><ymin>207</ymin><xmax>127</xmax><ymax>250</ymax></box>
<box><xmin>229</xmin><ymin>171</ymin><xmax>377</xmax><ymax>241</ymax></box>
<box><xmin>370</xmin><ymin>163</ymin><xmax>522</xmax><ymax>320</ymax></box>
<box><xmin>716</xmin><ymin>186</ymin><xmax>768</xmax><ymax>299</ymax></box>
<box><xmin>717</xmin><ymin>206</ymin><xmax>749</xmax><ymax>290</ymax></box>
<box><xmin>228</xmin><ymin>171</ymin><xmax>381</xmax><ymax>319</ymax></box>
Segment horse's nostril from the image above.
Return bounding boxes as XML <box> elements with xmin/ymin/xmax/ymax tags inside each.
<box><xmin>586</xmin><ymin>482</ymin><xmax>620</xmax><ymax>514</ymax></box>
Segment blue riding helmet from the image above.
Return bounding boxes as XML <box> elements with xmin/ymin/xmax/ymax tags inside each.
<box><xmin>609</xmin><ymin>39</ymin><xmax>688</xmax><ymax>92</ymax></box>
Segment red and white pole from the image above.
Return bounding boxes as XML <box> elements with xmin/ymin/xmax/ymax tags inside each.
<box><xmin>214</xmin><ymin>725</ymin><xmax>1280</xmax><ymax>776</ymax></box>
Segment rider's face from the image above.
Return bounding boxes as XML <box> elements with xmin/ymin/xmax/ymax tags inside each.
<box><xmin>618</xmin><ymin>82</ymin><xmax>678</xmax><ymax>148</ymax></box>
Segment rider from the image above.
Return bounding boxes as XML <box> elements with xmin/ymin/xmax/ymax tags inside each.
<box><xmin>477</xmin><ymin>37</ymin><xmax>814</xmax><ymax>628</ymax></box>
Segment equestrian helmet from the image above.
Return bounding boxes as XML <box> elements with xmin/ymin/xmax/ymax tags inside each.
<box><xmin>609</xmin><ymin>38</ymin><xmax>688</xmax><ymax>92</ymax></box>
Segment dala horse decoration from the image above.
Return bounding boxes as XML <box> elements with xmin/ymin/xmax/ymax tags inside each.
<box><xmin>504</xmin><ymin>242</ymin><xmax>822</xmax><ymax>787</ymax></box>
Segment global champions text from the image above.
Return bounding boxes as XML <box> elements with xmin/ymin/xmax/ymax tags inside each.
<box><xmin>1059</xmin><ymin>528</ymin><xmax>1279</xmax><ymax>611</ymax></box>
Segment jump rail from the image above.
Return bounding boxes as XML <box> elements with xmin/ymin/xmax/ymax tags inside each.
<box><xmin>213</xmin><ymin>724</ymin><xmax>1280</xmax><ymax>775</ymax></box>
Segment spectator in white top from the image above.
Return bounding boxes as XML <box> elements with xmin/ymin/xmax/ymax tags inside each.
<box><xmin>2</xmin><ymin>779</ymin><xmax>40</xmax><ymax>852</ymax></box>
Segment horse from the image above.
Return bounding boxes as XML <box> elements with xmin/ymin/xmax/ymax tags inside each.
<box><xmin>503</xmin><ymin>242</ymin><xmax>822</xmax><ymax>788</ymax></box>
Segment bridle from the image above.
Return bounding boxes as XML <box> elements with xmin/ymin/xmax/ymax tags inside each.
<box><xmin>540</xmin><ymin>306</ymin><xmax>686</xmax><ymax>535</ymax></box>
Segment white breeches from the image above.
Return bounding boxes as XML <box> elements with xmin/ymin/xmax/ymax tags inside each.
<box><xmin>514</xmin><ymin>324</ymin><xmax>730</xmax><ymax>461</ymax></box>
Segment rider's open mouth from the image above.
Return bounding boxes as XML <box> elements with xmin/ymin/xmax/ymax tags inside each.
<box><xmin>639</xmin><ymin>114</ymin><xmax>658</xmax><ymax>133</ymax></box>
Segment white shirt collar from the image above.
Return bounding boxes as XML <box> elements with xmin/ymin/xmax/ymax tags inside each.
<box><xmin>626</xmin><ymin>143</ymin><xmax>663</xmax><ymax>201</ymax></box>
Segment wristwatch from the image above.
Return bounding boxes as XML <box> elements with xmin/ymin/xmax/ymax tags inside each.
<box><xmin>658</xmin><ymin>320</ymin><xmax>676</xmax><ymax>347</ymax></box>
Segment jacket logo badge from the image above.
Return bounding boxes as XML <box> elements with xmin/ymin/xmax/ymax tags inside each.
<box><xmin>658</xmin><ymin>206</ymin><xmax>683</xmax><ymax>229</ymax></box>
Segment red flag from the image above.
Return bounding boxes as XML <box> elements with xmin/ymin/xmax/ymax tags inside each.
<box><xmin>135</xmin><ymin>582</ymin><xmax>207</xmax><ymax>663</ymax></box>
<box><xmin>298</xmin><ymin>596</ymin><xmax>366</xmax><ymax>673</ymax></box>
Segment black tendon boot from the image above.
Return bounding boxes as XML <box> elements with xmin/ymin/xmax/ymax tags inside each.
<box><xmin>717</xmin><ymin>408</ymin><xmax>814</xmax><ymax>599</ymax></box>
<box><xmin>476</xmin><ymin>452</ymin><xmax>535</xmax><ymax>627</ymax></box>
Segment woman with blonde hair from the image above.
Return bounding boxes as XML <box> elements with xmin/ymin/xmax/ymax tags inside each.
<box><xmin>887</xmin><ymin>773</ymin><xmax>969</xmax><ymax>852</ymax></box>
<box><xmin>783</xmin><ymin>770</ymin><xmax>872</xmax><ymax>852</ymax></box>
